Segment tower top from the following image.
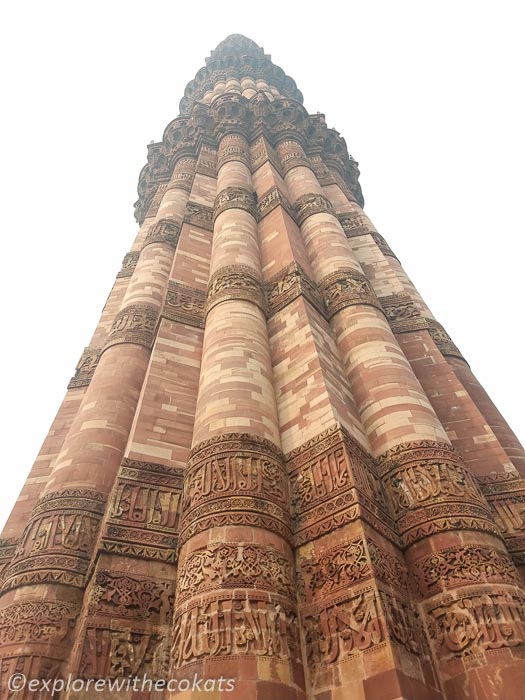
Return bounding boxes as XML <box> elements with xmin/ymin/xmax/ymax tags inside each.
<box><xmin>179</xmin><ymin>33</ymin><xmax>303</xmax><ymax>115</ymax></box>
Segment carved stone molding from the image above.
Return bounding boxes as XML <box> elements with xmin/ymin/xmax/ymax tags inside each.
<box><xmin>0</xmin><ymin>600</ymin><xmax>79</xmax><ymax>647</ymax></box>
<box><xmin>183</xmin><ymin>201</ymin><xmax>214</xmax><ymax>231</ymax></box>
<box><xmin>379</xmin><ymin>293</ymin><xmax>430</xmax><ymax>333</ymax></box>
<box><xmin>116</xmin><ymin>251</ymin><xmax>140</xmax><ymax>278</ymax></box>
<box><xmin>213</xmin><ymin>186</ymin><xmax>257</xmax><ymax>221</ymax></box>
<box><xmin>145</xmin><ymin>183</ymin><xmax>169</xmax><ymax>219</ymax></box>
<box><xmin>265</xmin><ymin>261</ymin><xmax>324</xmax><ymax>318</ymax></box>
<box><xmin>294</xmin><ymin>193</ymin><xmax>336</xmax><ymax>226</ymax></box>
<box><xmin>256</xmin><ymin>186</ymin><xmax>296</xmax><ymax>223</ymax></box>
<box><xmin>337</xmin><ymin>211</ymin><xmax>376</xmax><ymax>237</ymax></box>
<box><xmin>298</xmin><ymin>537</ymin><xmax>371</xmax><ymax>603</ymax></box>
<box><xmin>371</xmin><ymin>232</ymin><xmax>398</xmax><ymax>259</ymax></box>
<box><xmin>2</xmin><ymin>490</ymin><xmax>106</xmax><ymax>592</ymax></box>
<box><xmin>206</xmin><ymin>264</ymin><xmax>264</xmax><ymax>314</ymax></box>
<box><xmin>276</xmin><ymin>139</ymin><xmax>311</xmax><ymax>174</ymax></box>
<box><xmin>180</xmin><ymin>433</ymin><xmax>290</xmax><ymax>543</ymax></box>
<box><xmin>100</xmin><ymin>459</ymin><xmax>182</xmax><ymax>564</ymax></box>
<box><xmin>426</xmin><ymin>589</ymin><xmax>525</xmax><ymax>660</ymax></box>
<box><xmin>211</xmin><ymin>94</ymin><xmax>251</xmax><ymax>140</ymax></box>
<box><xmin>0</xmin><ymin>538</ymin><xmax>17</xmax><ymax>579</ymax></box>
<box><xmin>303</xmin><ymin>586</ymin><xmax>385</xmax><ymax>673</ymax></box>
<box><xmin>368</xmin><ymin>539</ymin><xmax>415</xmax><ymax>595</ymax></box>
<box><xmin>412</xmin><ymin>545</ymin><xmax>522</xmax><ymax>597</ymax></box>
<box><xmin>162</xmin><ymin>280</ymin><xmax>206</xmax><ymax>328</ymax></box>
<box><xmin>196</xmin><ymin>144</ymin><xmax>217</xmax><ymax>178</ymax></box>
<box><xmin>68</xmin><ymin>346</ymin><xmax>101</xmax><ymax>389</ymax></box>
<box><xmin>379</xmin><ymin>441</ymin><xmax>495</xmax><ymax>544</ymax></box>
<box><xmin>427</xmin><ymin>319</ymin><xmax>465</xmax><ymax>361</ymax></box>
<box><xmin>286</xmin><ymin>425</ymin><xmax>394</xmax><ymax>547</ymax></box>
<box><xmin>177</xmin><ymin>542</ymin><xmax>294</xmax><ymax>601</ymax></box>
<box><xmin>320</xmin><ymin>268</ymin><xmax>381</xmax><ymax>318</ymax></box>
<box><xmin>217</xmin><ymin>133</ymin><xmax>250</xmax><ymax>168</ymax></box>
<box><xmin>79</xmin><ymin>627</ymin><xmax>168</xmax><ymax>680</ymax></box>
<box><xmin>104</xmin><ymin>303</ymin><xmax>159</xmax><ymax>351</ymax></box>
<box><xmin>172</xmin><ymin>593</ymin><xmax>300</xmax><ymax>667</ymax></box>
<box><xmin>89</xmin><ymin>570</ymin><xmax>174</xmax><ymax>624</ymax></box>
<box><xmin>250</xmin><ymin>135</ymin><xmax>281</xmax><ymax>173</ymax></box>
<box><xmin>143</xmin><ymin>219</ymin><xmax>181</xmax><ymax>250</ymax></box>
<box><xmin>168</xmin><ymin>157</ymin><xmax>197</xmax><ymax>193</ymax></box>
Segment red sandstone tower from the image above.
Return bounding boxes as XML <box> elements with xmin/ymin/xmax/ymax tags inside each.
<box><xmin>1</xmin><ymin>34</ymin><xmax>525</xmax><ymax>700</ymax></box>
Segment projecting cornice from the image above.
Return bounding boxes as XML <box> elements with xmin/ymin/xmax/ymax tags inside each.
<box><xmin>134</xmin><ymin>93</ymin><xmax>364</xmax><ymax>223</ymax></box>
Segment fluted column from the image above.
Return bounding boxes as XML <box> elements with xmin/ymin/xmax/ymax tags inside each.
<box><xmin>276</xmin><ymin>135</ymin><xmax>525</xmax><ymax>700</ymax></box>
<box><xmin>0</xmin><ymin>156</ymin><xmax>195</xmax><ymax>694</ymax></box>
<box><xmin>330</xmin><ymin>194</ymin><xmax>525</xmax><ymax>581</ymax></box>
<box><xmin>170</xmin><ymin>110</ymin><xmax>305</xmax><ymax>699</ymax></box>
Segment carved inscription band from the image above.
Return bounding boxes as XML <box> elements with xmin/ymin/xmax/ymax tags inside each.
<box><xmin>2</xmin><ymin>490</ymin><xmax>106</xmax><ymax>592</ymax></box>
<box><xmin>180</xmin><ymin>433</ymin><xmax>291</xmax><ymax>544</ymax></box>
<box><xmin>213</xmin><ymin>186</ymin><xmax>257</xmax><ymax>221</ymax></box>
<box><xmin>206</xmin><ymin>264</ymin><xmax>265</xmax><ymax>315</ymax></box>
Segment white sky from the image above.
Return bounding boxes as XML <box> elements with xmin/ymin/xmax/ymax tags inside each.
<box><xmin>1</xmin><ymin>1</ymin><xmax>524</xmax><ymax>531</ymax></box>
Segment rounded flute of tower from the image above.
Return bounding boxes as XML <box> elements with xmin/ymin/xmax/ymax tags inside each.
<box><xmin>0</xmin><ymin>155</ymin><xmax>196</xmax><ymax>688</ymax></box>
<box><xmin>170</xmin><ymin>97</ymin><xmax>305</xmax><ymax>699</ymax></box>
<box><xmin>274</xmin><ymin>132</ymin><xmax>525</xmax><ymax>700</ymax></box>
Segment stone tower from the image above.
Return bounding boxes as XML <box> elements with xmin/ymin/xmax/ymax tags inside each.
<box><xmin>1</xmin><ymin>34</ymin><xmax>525</xmax><ymax>700</ymax></box>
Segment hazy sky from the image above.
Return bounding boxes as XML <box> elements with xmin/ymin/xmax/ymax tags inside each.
<box><xmin>1</xmin><ymin>1</ymin><xmax>524</xmax><ymax>531</ymax></box>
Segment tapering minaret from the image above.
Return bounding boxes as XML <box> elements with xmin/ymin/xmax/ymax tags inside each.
<box><xmin>1</xmin><ymin>34</ymin><xmax>525</xmax><ymax>700</ymax></box>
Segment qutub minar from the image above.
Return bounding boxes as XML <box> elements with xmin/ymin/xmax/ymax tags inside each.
<box><xmin>1</xmin><ymin>34</ymin><xmax>525</xmax><ymax>700</ymax></box>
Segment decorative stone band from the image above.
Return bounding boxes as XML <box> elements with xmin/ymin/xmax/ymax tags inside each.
<box><xmin>116</xmin><ymin>251</ymin><xmax>140</xmax><ymax>278</ymax></box>
<box><xmin>427</xmin><ymin>319</ymin><xmax>465</xmax><ymax>361</ymax></box>
<box><xmin>0</xmin><ymin>600</ymin><xmax>80</xmax><ymax>648</ymax></box>
<box><xmin>99</xmin><ymin>459</ymin><xmax>183</xmax><ymax>565</ymax></box>
<box><xmin>294</xmin><ymin>192</ymin><xmax>336</xmax><ymax>226</ymax></box>
<box><xmin>179</xmin><ymin>433</ymin><xmax>291</xmax><ymax>545</ymax></box>
<box><xmin>379</xmin><ymin>295</ymin><xmax>467</xmax><ymax>361</ymax></box>
<box><xmin>77</xmin><ymin>626</ymin><xmax>169</xmax><ymax>680</ymax></box>
<box><xmin>68</xmin><ymin>346</ymin><xmax>101</xmax><ymax>389</ymax></box>
<box><xmin>277</xmin><ymin>139</ymin><xmax>313</xmax><ymax>175</ymax></box>
<box><xmin>411</xmin><ymin>544</ymin><xmax>522</xmax><ymax>598</ymax></box>
<box><xmin>183</xmin><ymin>201</ymin><xmax>214</xmax><ymax>231</ymax></box>
<box><xmin>319</xmin><ymin>268</ymin><xmax>382</xmax><ymax>318</ymax></box>
<box><xmin>217</xmin><ymin>133</ymin><xmax>250</xmax><ymax>168</ymax></box>
<box><xmin>145</xmin><ymin>183</ymin><xmax>169</xmax><ymax>219</ymax></box>
<box><xmin>103</xmin><ymin>303</ymin><xmax>159</xmax><ymax>352</ymax></box>
<box><xmin>425</xmin><ymin>588</ymin><xmax>525</xmax><ymax>660</ymax></box>
<box><xmin>250</xmin><ymin>135</ymin><xmax>281</xmax><ymax>174</ymax></box>
<box><xmin>265</xmin><ymin>262</ymin><xmax>324</xmax><ymax>318</ymax></box>
<box><xmin>167</xmin><ymin>157</ymin><xmax>196</xmax><ymax>193</ymax></box>
<box><xmin>297</xmin><ymin>536</ymin><xmax>417</xmax><ymax>605</ymax></box>
<box><xmin>195</xmin><ymin>143</ymin><xmax>218</xmax><ymax>178</ymax></box>
<box><xmin>286</xmin><ymin>424</ymin><xmax>397</xmax><ymax>547</ymax></box>
<box><xmin>213</xmin><ymin>186</ymin><xmax>257</xmax><ymax>221</ymax></box>
<box><xmin>172</xmin><ymin>592</ymin><xmax>301</xmax><ymax>668</ymax></box>
<box><xmin>372</xmin><ymin>233</ymin><xmax>398</xmax><ymax>259</ymax></box>
<box><xmin>0</xmin><ymin>538</ymin><xmax>18</xmax><ymax>578</ymax></box>
<box><xmin>256</xmin><ymin>186</ymin><xmax>297</xmax><ymax>223</ymax></box>
<box><xmin>379</xmin><ymin>293</ymin><xmax>431</xmax><ymax>333</ymax></box>
<box><xmin>88</xmin><ymin>569</ymin><xmax>175</xmax><ymax>625</ymax></box>
<box><xmin>378</xmin><ymin>441</ymin><xmax>498</xmax><ymax>545</ymax></box>
<box><xmin>336</xmin><ymin>214</ymin><xmax>400</xmax><ymax>258</ymax></box>
<box><xmin>302</xmin><ymin>584</ymin><xmax>429</xmax><ymax>676</ymax></box>
<box><xmin>142</xmin><ymin>219</ymin><xmax>181</xmax><ymax>250</ymax></box>
<box><xmin>337</xmin><ymin>211</ymin><xmax>376</xmax><ymax>237</ymax></box>
<box><xmin>475</xmin><ymin>473</ymin><xmax>525</xmax><ymax>564</ymax></box>
<box><xmin>206</xmin><ymin>264</ymin><xmax>265</xmax><ymax>315</ymax></box>
<box><xmin>1</xmin><ymin>489</ymin><xmax>106</xmax><ymax>592</ymax></box>
<box><xmin>176</xmin><ymin>542</ymin><xmax>295</xmax><ymax>603</ymax></box>
<box><xmin>162</xmin><ymin>280</ymin><xmax>206</xmax><ymax>328</ymax></box>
